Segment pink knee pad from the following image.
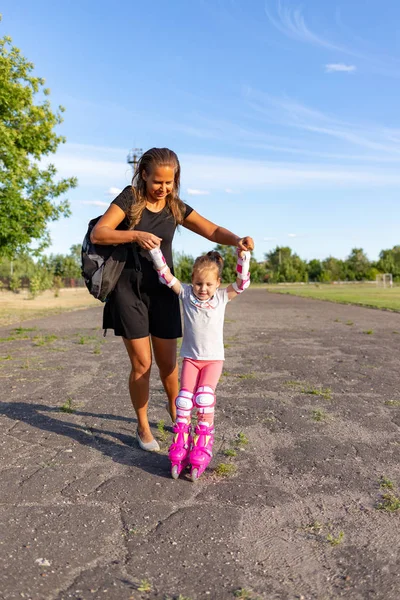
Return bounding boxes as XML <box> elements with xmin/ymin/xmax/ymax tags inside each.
<box><xmin>175</xmin><ymin>389</ymin><xmax>194</xmax><ymax>423</ymax></box>
<box><xmin>194</xmin><ymin>386</ymin><xmax>216</xmax><ymax>419</ymax></box>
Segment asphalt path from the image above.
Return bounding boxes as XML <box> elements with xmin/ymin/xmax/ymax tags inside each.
<box><xmin>1</xmin><ymin>290</ymin><xmax>399</xmax><ymax>600</ymax></box>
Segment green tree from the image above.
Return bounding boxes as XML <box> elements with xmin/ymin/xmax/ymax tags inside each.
<box><xmin>307</xmin><ymin>259</ymin><xmax>323</xmax><ymax>282</ymax></box>
<box><xmin>321</xmin><ymin>256</ymin><xmax>345</xmax><ymax>282</ymax></box>
<box><xmin>377</xmin><ymin>245</ymin><xmax>400</xmax><ymax>280</ymax></box>
<box><xmin>345</xmin><ymin>248</ymin><xmax>371</xmax><ymax>281</ymax></box>
<box><xmin>173</xmin><ymin>251</ymin><xmax>194</xmax><ymax>282</ymax></box>
<box><xmin>0</xmin><ymin>22</ymin><xmax>77</xmax><ymax>258</ymax></box>
<box><xmin>265</xmin><ymin>246</ymin><xmax>307</xmax><ymax>283</ymax></box>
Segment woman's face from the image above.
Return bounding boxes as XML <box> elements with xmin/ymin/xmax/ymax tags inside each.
<box><xmin>142</xmin><ymin>165</ymin><xmax>175</xmax><ymax>203</ymax></box>
<box><xmin>192</xmin><ymin>268</ymin><xmax>220</xmax><ymax>300</ymax></box>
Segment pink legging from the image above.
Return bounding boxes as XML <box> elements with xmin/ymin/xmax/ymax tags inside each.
<box><xmin>180</xmin><ymin>358</ymin><xmax>224</xmax><ymax>392</ymax></box>
<box><xmin>179</xmin><ymin>358</ymin><xmax>224</xmax><ymax>424</ymax></box>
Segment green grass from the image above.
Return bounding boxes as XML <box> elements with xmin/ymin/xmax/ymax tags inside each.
<box><xmin>267</xmin><ymin>283</ymin><xmax>400</xmax><ymax>312</ymax></box>
<box><xmin>380</xmin><ymin>476</ymin><xmax>394</xmax><ymax>490</ymax></box>
<box><xmin>376</xmin><ymin>492</ymin><xmax>400</xmax><ymax>512</ymax></box>
<box><xmin>301</xmin><ymin>385</ymin><xmax>332</xmax><ymax>400</ymax></box>
<box><xmin>326</xmin><ymin>531</ymin><xmax>344</xmax><ymax>546</ymax></box>
<box><xmin>384</xmin><ymin>400</ymin><xmax>400</xmax><ymax>407</ymax></box>
<box><xmin>311</xmin><ymin>409</ymin><xmax>327</xmax><ymax>422</ymax></box>
<box><xmin>60</xmin><ymin>398</ymin><xmax>75</xmax><ymax>414</ymax></box>
<box><xmin>223</xmin><ymin>448</ymin><xmax>237</xmax><ymax>457</ymax></box>
<box><xmin>214</xmin><ymin>463</ymin><xmax>237</xmax><ymax>477</ymax></box>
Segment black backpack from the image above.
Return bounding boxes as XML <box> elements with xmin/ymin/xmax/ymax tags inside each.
<box><xmin>81</xmin><ymin>216</ymin><xmax>130</xmax><ymax>302</ymax></box>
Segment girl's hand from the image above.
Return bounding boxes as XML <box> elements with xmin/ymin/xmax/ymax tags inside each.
<box><xmin>133</xmin><ymin>231</ymin><xmax>162</xmax><ymax>250</ymax></box>
<box><xmin>237</xmin><ymin>236</ymin><xmax>254</xmax><ymax>252</ymax></box>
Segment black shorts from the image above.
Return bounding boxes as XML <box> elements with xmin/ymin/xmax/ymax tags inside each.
<box><xmin>103</xmin><ymin>267</ymin><xmax>182</xmax><ymax>340</ymax></box>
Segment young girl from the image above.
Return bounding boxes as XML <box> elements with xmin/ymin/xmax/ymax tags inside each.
<box><xmin>149</xmin><ymin>246</ymin><xmax>251</xmax><ymax>481</ymax></box>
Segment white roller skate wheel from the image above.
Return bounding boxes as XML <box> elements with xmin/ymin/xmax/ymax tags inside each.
<box><xmin>190</xmin><ymin>468</ymin><xmax>199</xmax><ymax>482</ymax></box>
<box><xmin>171</xmin><ymin>465</ymin><xmax>180</xmax><ymax>480</ymax></box>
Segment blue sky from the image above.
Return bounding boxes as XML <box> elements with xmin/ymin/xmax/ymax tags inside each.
<box><xmin>2</xmin><ymin>0</ymin><xmax>400</xmax><ymax>262</ymax></box>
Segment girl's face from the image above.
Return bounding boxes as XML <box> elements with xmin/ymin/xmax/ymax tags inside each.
<box><xmin>142</xmin><ymin>165</ymin><xmax>175</xmax><ymax>203</ymax></box>
<box><xmin>192</xmin><ymin>268</ymin><xmax>220</xmax><ymax>300</ymax></box>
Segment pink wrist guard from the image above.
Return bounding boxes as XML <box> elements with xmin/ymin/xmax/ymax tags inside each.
<box><xmin>157</xmin><ymin>265</ymin><xmax>177</xmax><ymax>288</ymax></box>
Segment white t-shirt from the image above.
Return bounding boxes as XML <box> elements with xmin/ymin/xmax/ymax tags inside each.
<box><xmin>179</xmin><ymin>284</ymin><xmax>230</xmax><ymax>360</ymax></box>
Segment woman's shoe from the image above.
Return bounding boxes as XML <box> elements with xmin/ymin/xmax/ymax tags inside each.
<box><xmin>136</xmin><ymin>430</ymin><xmax>160</xmax><ymax>452</ymax></box>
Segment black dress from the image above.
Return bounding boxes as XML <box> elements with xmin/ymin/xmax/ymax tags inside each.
<box><xmin>103</xmin><ymin>186</ymin><xmax>193</xmax><ymax>339</ymax></box>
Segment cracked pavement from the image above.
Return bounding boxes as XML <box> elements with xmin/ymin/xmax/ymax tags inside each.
<box><xmin>0</xmin><ymin>289</ymin><xmax>399</xmax><ymax>599</ymax></box>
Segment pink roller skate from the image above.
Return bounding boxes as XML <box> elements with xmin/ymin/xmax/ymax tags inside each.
<box><xmin>169</xmin><ymin>422</ymin><xmax>192</xmax><ymax>480</ymax></box>
<box><xmin>189</xmin><ymin>422</ymin><xmax>214</xmax><ymax>481</ymax></box>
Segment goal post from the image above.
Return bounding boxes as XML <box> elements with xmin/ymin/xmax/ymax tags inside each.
<box><xmin>375</xmin><ymin>273</ymin><xmax>393</xmax><ymax>288</ymax></box>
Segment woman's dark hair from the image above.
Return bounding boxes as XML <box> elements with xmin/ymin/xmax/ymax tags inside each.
<box><xmin>192</xmin><ymin>251</ymin><xmax>224</xmax><ymax>278</ymax></box>
<box><xmin>128</xmin><ymin>148</ymin><xmax>186</xmax><ymax>227</ymax></box>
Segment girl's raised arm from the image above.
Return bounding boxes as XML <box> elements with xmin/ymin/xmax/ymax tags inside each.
<box><xmin>148</xmin><ymin>247</ymin><xmax>182</xmax><ymax>295</ymax></box>
<box><xmin>226</xmin><ymin>250</ymin><xmax>251</xmax><ymax>301</ymax></box>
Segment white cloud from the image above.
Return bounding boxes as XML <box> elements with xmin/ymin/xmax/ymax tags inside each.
<box><xmin>47</xmin><ymin>143</ymin><xmax>400</xmax><ymax>196</ymax></box>
<box><xmin>264</xmin><ymin>1</ymin><xmax>400</xmax><ymax>78</ymax></box>
<box><xmin>106</xmin><ymin>186</ymin><xmax>122</xmax><ymax>196</ymax></box>
<box><xmin>325</xmin><ymin>63</ymin><xmax>356</xmax><ymax>73</ymax></box>
<box><xmin>187</xmin><ymin>188</ymin><xmax>210</xmax><ymax>196</ymax></box>
<box><xmin>81</xmin><ymin>200</ymin><xmax>109</xmax><ymax>207</ymax></box>
<box><xmin>288</xmin><ymin>233</ymin><xmax>298</xmax><ymax>238</ymax></box>
<box><xmin>225</xmin><ymin>188</ymin><xmax>241</xmax><ymax>194</ymax></box>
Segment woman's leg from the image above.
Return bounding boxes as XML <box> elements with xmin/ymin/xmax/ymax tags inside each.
<box><xmin>151</xmin><ymin>336</ymin><xmax>179</xmax><ymax>422</ymax></box>
<box><xmin>123</xmin><ymin>336</ymin><xmax>154</xmax><ymax>443</ymax></box>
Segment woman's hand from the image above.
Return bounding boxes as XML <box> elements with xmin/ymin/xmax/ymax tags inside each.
<box><xmin>133</xmin><ymin>231</ymin><xmax>162</xmax><ymax>250</ymax></box>
<box><xmin>237</xmin><ymin>236</ymin><xmax>254</xmax><ymax>252</ymax></box>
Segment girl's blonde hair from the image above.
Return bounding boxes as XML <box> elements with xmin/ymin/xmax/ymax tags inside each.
<box><xmin>128</xmin><ymin>148</ymin><xmax>186</xmax><ymax>228</ymax></box>
<box><xmin>192</xmin><ymin>251</ymin><xmax>224</xmax><ymax>279</ymax></box>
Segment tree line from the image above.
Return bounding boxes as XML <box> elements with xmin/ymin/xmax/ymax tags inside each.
<box><xmin>173</xmin><ymin>244</ymin><xmax>400</xmax><ymax>284</ymax></box>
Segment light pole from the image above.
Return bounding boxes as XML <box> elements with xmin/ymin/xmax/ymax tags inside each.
<box><xmin>127</xmin><ymin>148</ymin><xmax>143</xmax><ymax>173</ymax></box>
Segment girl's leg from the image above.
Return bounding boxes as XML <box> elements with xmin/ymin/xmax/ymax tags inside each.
<box><xmin>195</xmin><ymin>361</ymin><xmax>224</xmax><ymax>426</ymax></box>
<box><xmin>151</xmin><ymin>336</ymin><xmax>179</xmax><ymax>422</ymax></box>
<box><xmin>123</xmin><ymin>336</ymin><xmax>154</xmax><ymax>444</ymax></box>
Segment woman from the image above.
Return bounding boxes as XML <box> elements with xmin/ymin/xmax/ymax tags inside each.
<box><xmin>91</xmin><ymin>148</ymin><xmax>254</xmax><ymax>451</ymax></box>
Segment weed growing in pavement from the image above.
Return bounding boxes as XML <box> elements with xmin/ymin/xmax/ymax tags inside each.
<box><xmin>156</xmin><ymin>419</ymin><xmax>168</xmax><ymax>441</ymax></box>
<box><xmin>326</xmin><ymin>531</ymin><xmax>344</xmax><ymax>546</ymax></box>
<box><xmin>233</xmin><ymin>589</ymin><xmax>258</xmax><ymax>599</ymax></box>
<box><xmin>60</xmin><ymin>398</ymin><xmax>75</xmax><ymax>414</ymax></box>
<box><xmin>237</xmin><ymin>372</ymin><xmax>255</xmax><ymax>379</ymax></box>
<box><xmin>311</xmin><ymin>409</ymin><xmax>328</xmax><ymax>422</ymax></box>
<box><xmin>376</xmin><ymin>492</ymin><xmax>400</xmax><ymax>512</ymax></box>
<box><xmin>223</xmin><ymin>448</ymin><xmax>237</xmax><ymax>457</ymax></box>
<box><xmin>334</xmin><ymin>318</ymin><xmax>341</xmax><ymax>323</ymax></box>
<box><xmin>380</xmin><ymin>476</ymin><xmax>394</xmax><ymax>490</ymax></box>
<box><xmin>0</xmin><ymin>355</ymin><xmax>12</xmax><ymax>361</ymax></box>
<box><xmin>304</xmin><ymin>521</ymin><xmax>323</xmax><ymax>534</ymax></box>
<box><xmin>235</xmin><ymin>432</ymin><xmax>249</xmax><ymax>446</ymax></box>
<box><xmin>33</xmin><ymin>334</ymin><xmax>58</xmax><ymax>346</ymax></box>
<box><xmin>0</xmin><ymin>326</ymin><xmax>35</xmax><ymax>342</ymax></box>
<box><xmin>384</xmin><ymin>400</ymin><xmax>400</xmax><ymax>407</ymax></box>
<box><xmin>345</xmin><ymin>320</ymin><xmax>354</xmax><ymax>326</ymax></box>
<box><xmin>363</xmin><ymin>330</ymin><xmax>374</xmax><ymax>335</ymax></box>
<box><xmin>93</xmin><ymin>345</ymin><xmax>102</xmax><ymax>354</ymax></box>
<box><xmin>301</xmin><ymin>386</ymin><xmax>332</xmax><ymax>400</ymax></box>
<box><xmin>392</xmin><ymin>331</ymin><xmax>399</xmax><ymax>334</ymax></box>
<box><xmin>214</xmin><ymin>463</ymin><xmax>237</xmax><ymax>477</ymax></box>
<box><xmin>164</xmin><ymin>595</ymin><xmax>192</xmax><ymax>600</ymax></box>
<box><xmin>302</xmin><ymin>521</ymin><xmax>344</xmax><ymax>547</ymax></box>
<box><xmin>224</xmin><ymin>343</ymin><xmax>231</xmax><ymax>349</ymax></box>
<box><xmin>137</xmin><ymin>579</ymin><xmax>152</xmax><ymax>592</ymax></box>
